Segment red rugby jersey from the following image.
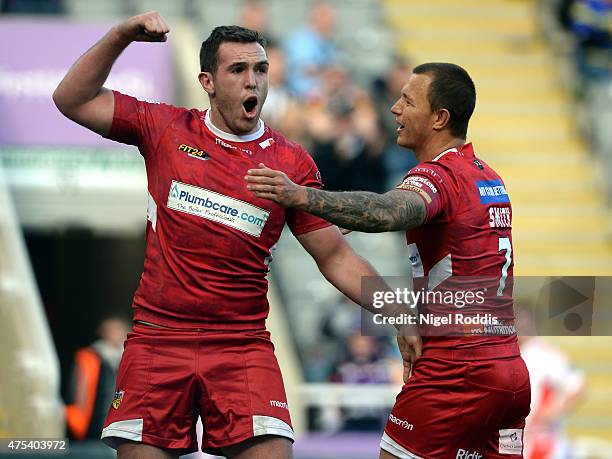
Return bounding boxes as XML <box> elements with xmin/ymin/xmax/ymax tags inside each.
<box><xmin>396</xmin><ymin>143</ymin><xmax>517</xmax><ymax>350</ymax></box>
<box><xmin>106</xmin><ymin>91</ymin><xmax>331</xmax><ymax>329</ymax></box>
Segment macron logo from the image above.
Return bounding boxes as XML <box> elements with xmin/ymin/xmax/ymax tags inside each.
<box><xmin>388</xmin><ymin>414</ymin><xmax>413</xmax><ymax>430</ymax></box>
<box><xmin>456</xmin><ymin>449</ymin><xmax>482</xmax><ymax>459</ymax></box>
<box><xmin>270</xmin><ymin>400</ymin><xmax>288</xmax><ymax>410</ymax></box>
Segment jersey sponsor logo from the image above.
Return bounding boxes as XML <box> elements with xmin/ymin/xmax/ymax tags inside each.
<box><xmin>178</xmin><ymin>143</ymin><xmax>209</xmax><ymax>161</ymax></box>
<box><xmin>259</xmin><ymin>138</ymin><xmax>275</xmax><ymax>149</ymax></box>
<box><xmin>489</xmin><ymin>207</ymin><xmax>512</xmax><ymax>228</ymax></box>
<box><xmin>215</xmin><ymin>137</ymin><xmax>253</xmax><ymax>156</ymax></box>
<box><xmin>476</xmin><ymin>180</ymin><xmax>509</xmax><ymax>204</ymax></box>
<box><xmin>388</xmin><ymin>413</ymin><xmax>414</xmax><ymax>430</ymax></box>
<box><xmin>401</xmin><ymin>175</ymin><xmax>438</xmax><ymax>194</ymax></box>
<box><xmin>499</xmin><ymin>429</ymin><xmax>523</xmax><ymax>454</ymax></box>
<box><xmin>456</xmin><ymin>449</ymin><xmax>482</xmax><ymax>459</ymax></box>
<box><xmin>396</xmin><ymin>182</ymin><xmax>432</xmax><ymax>204</ymax></box>
<box><xmin>270</xmin><ymin>400</ymin><xmax>288</xmax><ymax>410</ymax></box>
<box><xmin>112</xmin><ymin>390</ymin><xmax>124</xmax><ymax>409</ymax></box>
<box><xmin>167</xmin><ymin>181</ymin><xmax>269</xmax><ymax>237</ymax></box>
<box><xmin>412</xmin><ymin>167</ymin><xmax>443</xmax><ymax>183</ymax></box>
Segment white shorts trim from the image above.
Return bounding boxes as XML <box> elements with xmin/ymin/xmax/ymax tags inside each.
<box><xmin>101</xmin><ymin>418</ymin><xmax>143</xmax><ymax>450</ymax></box>
<box><xmin>252</xmin><ymin>415</ymin><xmax>295</xmax><ymax>442</ymax></box>
<box><xmin>380</xmin><ymin>432</ymin><xmax>424</xmax><ymax>459</ymax></box>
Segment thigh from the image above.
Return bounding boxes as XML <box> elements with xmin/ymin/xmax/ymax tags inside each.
<box><xmin>379</xmin><ymin>449</ymin><xmax>400</xmax><ymax>459</ymax></box>
<box><xmin>199</xmin><ymin>330</ymin><xmax>294</xmax><ymax>455</ymax></box>
<box><xmin>222</xmin><ymin>435</ymin><xmax>292</xmax><ymax>459</ymax></box>
<box><xmin>102</xmin><ymin>325</ymin><xmax>200</xmax><ymax>454</ymax></box>
<box><xmin>117</xmin><ymin>440</ymin><xmax>179</xmax><ymax>459</ymax></box>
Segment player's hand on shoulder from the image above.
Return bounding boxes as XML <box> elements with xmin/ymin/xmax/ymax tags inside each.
<box><xmin>245</xmin><ymin>163</ymin><xmax>307</xmax><ymax>208</ymax></box>
<box><xmin>116</xmin><ymin>11</ymin><xmax>170</xmax><ymax>43</ymax></box>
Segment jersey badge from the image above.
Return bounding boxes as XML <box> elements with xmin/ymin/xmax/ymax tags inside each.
<box><xmin>259</xmin><ymin>138</ymin><xmax>275</xmax><ymax>149</ymax></box>
<box><xmin>112</xmin><ymin>390</ymin><xmax>125</xmax><ymax>409</ymax></box>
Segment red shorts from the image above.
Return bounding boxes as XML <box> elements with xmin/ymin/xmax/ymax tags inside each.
<box><xmin>101</xmin><ymin>323</ymin><xmax>293</xmax><ymax>455</ymax></box>
<box><xmin>381</xmin><ymin>345</ymin><xmax>531</xmax><ymax>459</ymax></box>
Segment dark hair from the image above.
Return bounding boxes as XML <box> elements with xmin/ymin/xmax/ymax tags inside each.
<box><xmin>412</xmin><ymin>63</ymin><xmax>476</xmax><ymax>139</ymax></box>
<box><xmin>200</xmin><ymin>25</ymin><xmax>266</xmax><ymax>74</ymax></box>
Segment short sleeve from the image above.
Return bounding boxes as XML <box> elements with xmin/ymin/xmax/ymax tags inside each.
<box><xmin>104</xmin><ymin>91</ymin><xmax>184</xmax><ymax>158</ymax></box>
<box><xmin>286</xmin><ymin>148</ymin><xmax>333</xmax><ymax>236</ymax></box>
<box><xmin>395</xmin><ymin>164</ymin><xmax>456</xmax><ymax>223</ymax></box>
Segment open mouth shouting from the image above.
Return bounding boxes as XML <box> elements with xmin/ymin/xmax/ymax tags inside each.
<box><xmin>396</xmin><ymin>119</ymin><xmax>405</xmax><ymax>134</ymax></box>
<box><xmin>242</xmin><ymin>95</ymin><xmax>259</xmax><ymax>120</ymax></box>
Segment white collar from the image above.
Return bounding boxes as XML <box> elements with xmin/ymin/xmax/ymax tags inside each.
<box><xmin>204</xmin><ymin>109</ymin><xmax>265</xmax><ymax>143</ymax></box>
<box><xmin>432</xmin><ymin>147</ymin><xmax>459</xmax><ymax>162</ymax></box>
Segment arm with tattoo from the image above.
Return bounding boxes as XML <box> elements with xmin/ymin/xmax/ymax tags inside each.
<box><xmin>244</xmin><ymin>163</ymin><xmax>427</xmax><ymax>232</ymax></box>
<box><xmin>299</xmin><ymin>188</ymin><xmax>426</xmax><ymax>232</ymax></box>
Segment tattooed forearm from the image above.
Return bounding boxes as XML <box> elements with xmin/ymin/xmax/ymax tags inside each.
<box><xmin>300</xmin><ymin>188</ymin><xmax>426</xmax><ymax>232</ymax></box>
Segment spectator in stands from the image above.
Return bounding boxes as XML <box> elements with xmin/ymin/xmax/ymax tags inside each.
<box><xmin>1</xmin><ymin>0</ymin><xmax>64</xmax><ymax>14</ymax></box>
<box><xmin>306</xmin><ymin>64</ymin><xmax>387</xmax><ymax>192</ymax></box>
<box><xmin>283</xmin><ymin>1</ymin><xmax>338</xmax><ymax>99</ymax></box>
<box><xmin>328</xmin><ymin>330</ymin><xmax>394</xmax><ymax>432</ymax></box>
<box><xmin>559</xmin><ymin>0</ymin><xmax>612</xmax><ymax>78</ymax></box>
<box><xmin>65</xmin><ymin>316</ymin><xmax>129</xmax><ymax>441</ymax></box>
<box><xmin>261</xmin><ymin>40</ymin><xmax>306</xmax><ymax>142</ymax></box>
<box><xmin>238</xmin><ymin>0</ymin><xmax>275</xmax><ymax>43</ymax></box>
<box><xmin>518</xmin><ymin>306</ymin><xmax>586</xmax><ymax>459</ymax></box>
<box><xmin>372</xmin><ymin>57</ymin><xmax>418</xmax><ymax>189</ymax></box>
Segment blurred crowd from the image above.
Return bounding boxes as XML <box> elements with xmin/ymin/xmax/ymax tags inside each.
<box><xmin>242</xmin><ymin>0</ymin><xmax>418</xmax><ymax>192</ymax></box>
<box><xmin>555</xmin><ymin>0</ymin><xmax>612</xmax><ymax>81</ymax></box>
<box><xmin>302</xmin><ymin>294</ymin><xmax>403</xmax><ymax>432</ymax></box>
<box><xmin>549</xmin><ymin>0</ymin><xmax>612</xmax><ymax>200</ymax></box>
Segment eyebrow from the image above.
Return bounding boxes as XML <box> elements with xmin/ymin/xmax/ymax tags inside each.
<box><xmin>226</xmin><ymin>59</ymin><xmax>269</xmax><ymax>70</ymax></box>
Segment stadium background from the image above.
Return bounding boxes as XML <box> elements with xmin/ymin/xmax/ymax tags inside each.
<box><xmin>0</xmin><ymin>0</ymin><xmax>611</xmax><ymax>457</ymax></box>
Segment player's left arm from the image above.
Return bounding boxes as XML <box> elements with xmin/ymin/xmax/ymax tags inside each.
<box><xmin>246</xmin><ymin>164</ymin><xmax>426</xmax><ymax>232</ymax></box>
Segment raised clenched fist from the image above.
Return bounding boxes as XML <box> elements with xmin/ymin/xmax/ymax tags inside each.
<box><xmin>116</xmin><ymin>11</ymin><xmax>170</xmax><ymax>43</ymax></box>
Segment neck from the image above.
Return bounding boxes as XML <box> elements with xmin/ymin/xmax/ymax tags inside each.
<box><xmin>208</xmin><ymin>105</ymin><xmax>260</xmax><ymax>137</ymax></box>
<box><xmin>414</xmin><ymin>136</ymin><xmax>465</xmax><ymax>163</ymax></box>
<box><xmin>205</xmin><ymin>106</ymin><xmax>264</xmax><ymax>142</ymax></box>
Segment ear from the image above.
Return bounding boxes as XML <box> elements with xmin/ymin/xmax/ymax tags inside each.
<box><xmin>198</xmin><ymin>71</ymin><xmax>215</xmax><ymax>96</ymax></box>
<box><xmin>432</xmin><ymin>108</ymin><xmax>451</xmax><ymax>132</ymax></box>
